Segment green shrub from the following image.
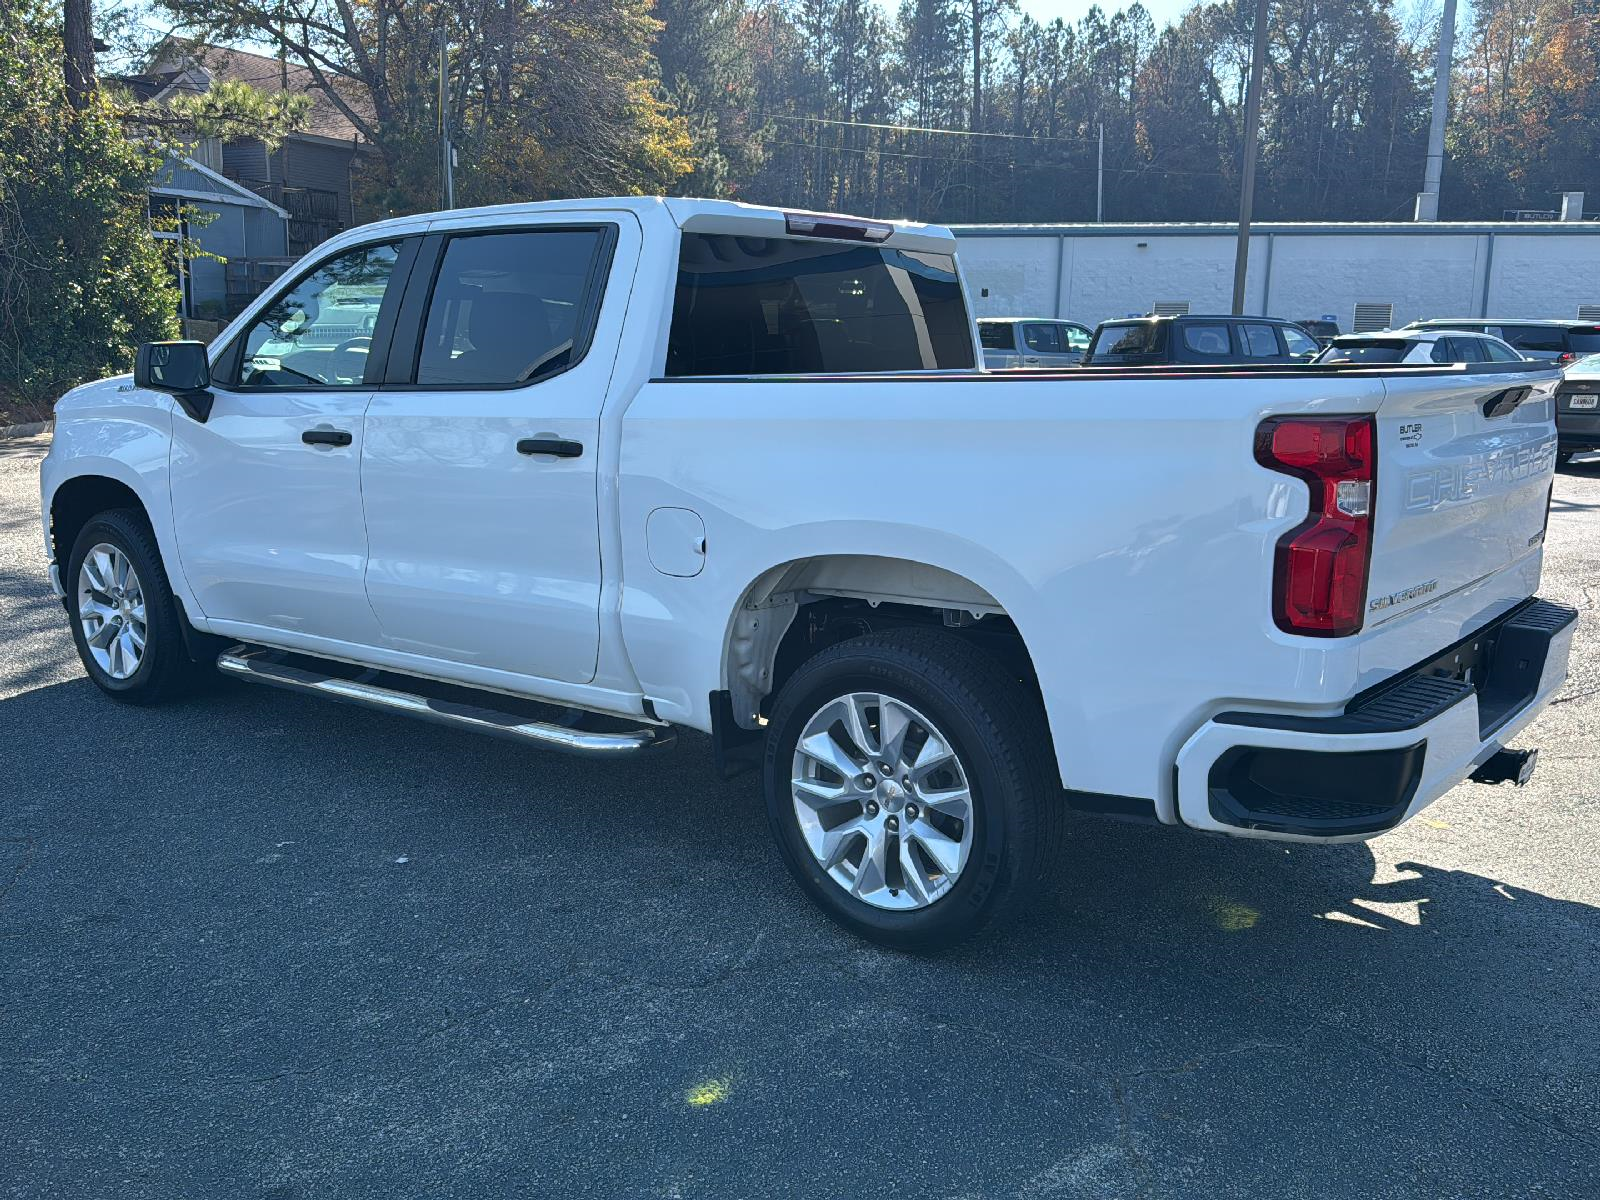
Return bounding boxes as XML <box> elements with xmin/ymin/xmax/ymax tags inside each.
<box><xmin>0</xmin><ymin>0</ymin><xmax>179</xmax><ymax>417</ymax></box>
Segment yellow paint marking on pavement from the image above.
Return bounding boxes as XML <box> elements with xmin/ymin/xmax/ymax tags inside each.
<box><xmin>685</xmin><ymin>1078</ymin><xmax>731</xmax><ymax>1107</ymax></box>
<box><xmin>1207</xmin><ymin>898</ymin><xmax>1260</xmax><ymax>931</ymax></box>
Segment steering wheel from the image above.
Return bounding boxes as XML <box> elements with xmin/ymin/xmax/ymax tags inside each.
<box><xmin>327</xmin><ymin>337</ymin><xmax>373</xmax><ymax>384</ymax></box>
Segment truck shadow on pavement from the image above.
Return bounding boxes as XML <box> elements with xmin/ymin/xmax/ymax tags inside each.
<box><xmin>2</xmin><ymin>670</ymin><xmax>1596</xmax><ymax>1196</ymax></box>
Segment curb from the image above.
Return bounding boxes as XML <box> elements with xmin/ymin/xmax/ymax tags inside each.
<box><xmin>0</xmin><ymin>420</ymin><xmax>51</xmax><ymax>441</ymax></box>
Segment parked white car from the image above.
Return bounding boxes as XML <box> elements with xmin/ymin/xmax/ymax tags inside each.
<box><xmin>1315</xmin><ymin>328</ymin><xmax>1525</xmax><ymax>366</ymax></box>
<box><xmin>40</xmin><ymin>198</ymin><xmax>1576</xmax><ymax>949</ymax></box>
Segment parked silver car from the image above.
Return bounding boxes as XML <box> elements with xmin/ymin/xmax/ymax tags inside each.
<box><xmin>978</xmin><ymin>317</ymin><xmax>1092</xmax><ymax>369</ymax></box>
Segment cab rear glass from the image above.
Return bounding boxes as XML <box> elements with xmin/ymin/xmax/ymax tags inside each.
<box><xmin>1087</xmin><ymin>322</ymin><xmax>1159</xmax><ymax>360</ymax></box>
<box><xmin>666</xmin><ymin>233</ymin><xmax>975</xmax><ymax>376</ymax></box>
<box><xmin>1320</xmin><ymin>339</ymin><xmax>1409</xmax><ymax>363</ymax></box>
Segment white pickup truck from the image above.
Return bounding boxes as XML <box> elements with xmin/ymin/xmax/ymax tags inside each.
<box><xmin>40</xmin><ymin>198</ymin><xmax>1577</xmax><ymax>949</ymax></box>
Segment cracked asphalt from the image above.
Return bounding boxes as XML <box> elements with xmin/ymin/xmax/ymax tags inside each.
<box><xmin>2</xmin><ymin>431</ymin><xmax>1598</xmax><ymax>1199</ymax></box>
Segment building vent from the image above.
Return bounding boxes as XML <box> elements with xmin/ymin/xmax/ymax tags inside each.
<box><xmin>1578</xmin><ymin>304</ymin><xmax>1600</xmax><ymax>321</ymax></box>
<box><xmin>1353</xmin><ymin>303</ymin><xmax>1395</xmax><ymax>333</ymax></box>
<box><xmin>1150</xmin><ymin>301</ymin><xmax>1190</xmax><ymax>316</ymax></box>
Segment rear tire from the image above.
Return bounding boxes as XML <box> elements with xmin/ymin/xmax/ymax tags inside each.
<box><xmin>762</xmin><ymin>627</ymin><xmax>1060</xmax><ymax>951</ymax></box>
<box><xmin>66</xmin><ymin>509</ymin><xmax>206</xmax><ymax>705</ymax></box>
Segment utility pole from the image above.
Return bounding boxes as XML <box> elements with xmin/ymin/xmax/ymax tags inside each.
<box><xmin>1230</xmin><ymin>0</ymin><xmax>1270</xmax><ymax>315</ymax></box>
<box><xmin>1096</xmin><ymin>123</ymin><xmax>1104</xmax><ymax>222</ymax></box>
<box><xmin>437</xmin><ymin>31</ymin><xmax>455</xmax><ymax>210</ymax></box>
<box><xmin>1415</xmin><ymin>0</ymin><xmax>1457</xmax><ymax>221</ymax></box>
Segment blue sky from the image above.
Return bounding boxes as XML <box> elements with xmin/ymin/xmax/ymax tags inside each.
<box><xmin>1015</xmin><ymin>0</ymin><xmax>1197</xmax><ymax>28</ymax></box>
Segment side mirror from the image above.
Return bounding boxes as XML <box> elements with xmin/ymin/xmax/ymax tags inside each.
<box><xmin>134</xmin><ymin>341</ymin><xmax>213</xmax><ymax>422</ymax></box>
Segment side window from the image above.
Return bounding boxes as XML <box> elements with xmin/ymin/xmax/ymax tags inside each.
<box><xmin>231</xmin><ymin>241</ymin><xmax>401</xmax><ymax>387</ymax></box>
<box><xmin>666</xmin><ymin>233</ymin><xmax>975</xmax><ymax>375</ymax></box>
<box><xmin>1483</xmin><ymin>339</ymin><xmax>1521</xmax><ymax>362</ymax></box>
<box><xmin>1240</xmin><ymin>323</ymin><xmax>1281</xmax><ymax>358</ymax></box>
<box><xmin>1181</xmin><ymin>322</ymin><xmax>1232</xmax><ymax>357</ymax></box>
<box><xmin>1429</xmin><ymin>337</ymin><xmax>1456</xmax><ymax>363</ymax></box>
<box><xmin>1282</xmin><ymin>326</ymin><xmax>1318</xmax><ymax>357</ymax></box>
<box><xmin>1061</xmin><ymin>324</ymin><xmax>1091</xmax><ymax>352</ymax></box>
<box><xmin>415</xmin><ymin>229</ymin><xmax>607</xmax><ymax>387</ymax></box>
<box><xmin>978</xmin><ymin>322</ymin><xmax>1012</xmax><ymax>350</ymax></box>
<box><xmin>1022</xmin><ymin>323</ymin><xmax>1060</xmax><ymax>352</ymax></box>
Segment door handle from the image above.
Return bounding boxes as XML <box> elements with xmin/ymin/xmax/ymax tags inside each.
<box><xmin>302</xmin><ymin>428</ymin><xmax>353</xmax><ymax>447</ymax></box>
<box><xmin>517</xmin><ymin>438</ymin><xmax>583</xmax><ymax>458</ymax></box>
<box><xmin>1022</xmin><ymin>356</ymin><xmax>1042</xmax><ymax>365</ymax></box>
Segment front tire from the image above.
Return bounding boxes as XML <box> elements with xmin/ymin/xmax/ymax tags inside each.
<box><xmin>762</xmin><ymin>628</ymin><xmax>1060</xmax><ymax>951</ymax></box>
<box><xmin>66</xmin><ymin>509</ymin><xmax>204</xmax><ymax>705</ymax></box>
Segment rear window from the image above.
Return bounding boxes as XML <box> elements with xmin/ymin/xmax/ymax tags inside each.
<box><xmin>1501</xmin><ymin>325</ymin><xmax>1566</xmax><ymax>353</ymax></box>
<box><xmin>1318</xmin><ymin>339</ymin><xmax>1408</xmax><ymax>364</ymax></box>
<box><xmin>978</xmin><ymin>321</ymin><xmax>1012</xmax><ymax>350</ymax></box>
<box><xmin>1566</xmin><ymin>327</ymin><xmax>1600</xmax><ymax>353</ymax></box>
<box><xmin>666</xmin><ymin>233</ymin><xmax>974</xmax><ymax>376</ymax></box>
<box><xmin>1087</xmin><ymin>322</ymin><xmax>1159</xmax><ymax>360</ymax></box>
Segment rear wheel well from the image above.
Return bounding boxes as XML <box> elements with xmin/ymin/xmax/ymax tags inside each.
<box><xmin>51</xmin><ymin>477</ymin><xmax>148</xmax><ymax>567</ymax></box>
<box><xmin>765</xmin><ymin>598</ymin><xmax>1041</xmax><ymax>719</ymax></box>
<box><xmin>723</xmin><ymin>557</ymin><xmax>1044</xmax><ymax>730</ymax></box>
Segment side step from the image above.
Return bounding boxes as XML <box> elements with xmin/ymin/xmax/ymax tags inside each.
<box><xmin>217</xmin><ymin>647</ymin><xmax>675</xmax><ymax>757</ymax></box>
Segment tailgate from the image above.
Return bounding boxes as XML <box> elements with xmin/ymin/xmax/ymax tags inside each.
<box><xmin>1367</xmin><ymin>366</ymin><xmax>1560</xmax><ymax>623</ymax></box>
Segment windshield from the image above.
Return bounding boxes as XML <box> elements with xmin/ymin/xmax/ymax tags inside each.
<box><xmin>1315</xmin><ymin>339</ymin><xmax>1408</xmax><ymax>364</ymax></box>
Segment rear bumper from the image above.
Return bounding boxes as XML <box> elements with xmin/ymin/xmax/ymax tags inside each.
<box><xmin>1557</xmin><ymin>397</ymin><xmax>1600</xmax><ymax>450</ymax></box>
<box><xmin>1174</xmin><ymin>598</ymin><xmax>1578</xmax><ymax>842</ymax></box>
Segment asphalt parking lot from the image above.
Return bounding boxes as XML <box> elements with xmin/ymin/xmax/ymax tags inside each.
<box><xmin>2</xmin><ymin>431</ymin><xmax>1597</xmax><ymax>1200</ymax></box>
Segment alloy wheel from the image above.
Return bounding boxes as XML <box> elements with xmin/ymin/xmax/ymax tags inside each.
<box><xmin>790</xmin><ymin>692</ymin><xmax>975</xmax><ymax>911</ymax></box>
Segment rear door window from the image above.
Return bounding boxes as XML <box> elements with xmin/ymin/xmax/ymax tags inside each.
<box><xmin>667</xmin><ymin>233</ymin><xmax>974</xmax><ymax>375</ymax></box>
<box><xmin>414</xmin><ymin>228</ymin><xmax>609</xmax><ymax>387</ymax></box>
<box><xmin>1429</xmin><ymin>338</ymin><xmax>1457</xmax><ymax>363</ymax></box>
<box><xmin>1482</xmin><ymin>339</ymin><xmax>1522</xmax><ymax>362</ymax></box>
<box><xmin>1181</xmin><ymin>322</ymin><xmax>1233</xmax><ymax>358</ymax></box>
<box><xmin>1240</xmin><ymin>324</ymin><xmax>1282</xmax><ymax>358</ymax></box>
<box><xmin>1022</xmin><ymin>323</ymin><xmax>1060</xmax><ymax>353</ymax></box>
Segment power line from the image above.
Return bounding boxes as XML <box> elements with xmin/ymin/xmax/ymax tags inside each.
<box><xmin>765</xmin><ymin>135</ymin><xmax>1235</xmax><ymax>180</ymax></box>
<box><xmin>756</xmin><ymin>110</ymin><xmax>1102</xmax><ymax>146</ymax></box>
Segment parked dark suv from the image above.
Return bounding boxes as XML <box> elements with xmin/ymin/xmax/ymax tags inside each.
<box><xmin>1404</xmin><ymin>319</ymin><xmax>1600</xmax><ymax>365</ymax></box>
<box><xmin>1082</xmin><ymin>315</ymin><xmax>1321</xmax><ymax>366</ymax></box>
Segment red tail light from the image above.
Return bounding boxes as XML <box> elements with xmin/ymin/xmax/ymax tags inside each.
<box><xmin>1558</xmin><ymin>352</ymin><xmax>1578</xmax><ymax>365</ymax></box>
<box><xmin>1255</xmin><ymin>416</ymin><xmax>1376</xmax><ymax>637</ymax></box>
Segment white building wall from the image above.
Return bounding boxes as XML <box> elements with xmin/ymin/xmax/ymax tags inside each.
<box><xmin>951</xmin><ymin>223</ymin><xmax>1600</xmax><ymax>330</ymax></box>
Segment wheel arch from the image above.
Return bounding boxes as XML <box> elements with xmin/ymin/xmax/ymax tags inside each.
<box><xmin>48</xmin><ymin>470</ymin><xmax>151</xmax><ymax>571</ymax></box>
<box><xmin>719</xmin><ymin>552</ymin><xmax>1050</xmax><ymax>746</ymax></box>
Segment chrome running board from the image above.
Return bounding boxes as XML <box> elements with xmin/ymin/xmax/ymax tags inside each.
<box><xmin>217</xmin><ymin>646</ymin><xmax>674</xmax><ymax>757</ymax></box>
